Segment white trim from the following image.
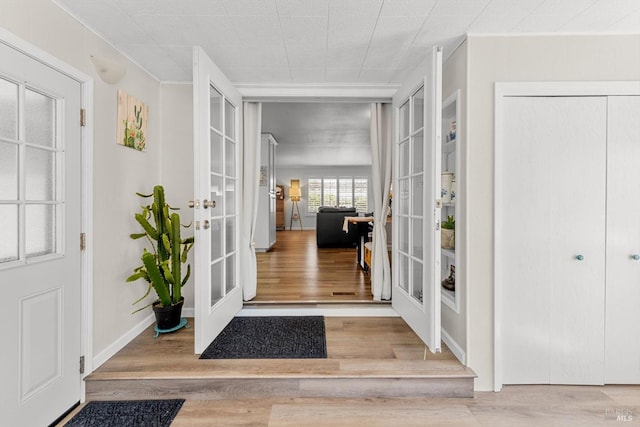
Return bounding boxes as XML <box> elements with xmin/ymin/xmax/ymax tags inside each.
<box><xmin>0</xmin><ymin>27</ymin><xmax>94</xmax><ymax>403</ymax></box>
<box><xmin>441</xmin><ymin>327</ymin><xmax>466</xmax><ymax>365</ymax></box>
<box><xmin>467</xmin><ymin>32</ymin><xmax>640</xmax><ymax>38</ymax></box>
<box><xmin>237</xmin><ymin>83</ymin><xmax>398</xmax><ymax>101</ymax></box>
<box><xmin>92</xmin><ymin>314</ymin><xmax>155</xmax><ymax>370</ymax></box>
<box><xmin>239</xmin><ymin>305</ymin><xmax>399</xmax><ymax>317</ymax></box>
<box><xmin>493</xmin><ymin>80</ymin><xmax>640</xmax><ymax>393</ymax></box>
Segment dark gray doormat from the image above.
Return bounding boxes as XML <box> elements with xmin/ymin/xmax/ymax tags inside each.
<box><xmin>64</xmin><ymin>399</ymin><xmax>184</xmax><ymax>427</ymax></box>
<box><xmin>199</xmin><ymin>316</ymin><xmax>327</xmax><ymax>359</ymax></box>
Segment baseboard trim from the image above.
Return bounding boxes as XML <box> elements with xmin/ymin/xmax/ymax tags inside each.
<box><xmin>92</xmin><ymin>314</ymin><xmax>154</xmax><ymax>371</ymax></box>
<box><xmin>441</xmin><ymin>327</ymin><xmax>466</xmax><ymax>364</ymax></box>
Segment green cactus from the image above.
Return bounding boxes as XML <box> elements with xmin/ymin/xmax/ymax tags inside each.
<box><xmin>126</xmin><ymin>185</ymin><xmax>194</xmax><ymax>312</ymax></box>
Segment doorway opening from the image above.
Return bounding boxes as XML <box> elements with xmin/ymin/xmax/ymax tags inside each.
<box><xmin>252</xmin><ymin>102</ymin><xmax>386</xmax><ymax>304</ymax></box>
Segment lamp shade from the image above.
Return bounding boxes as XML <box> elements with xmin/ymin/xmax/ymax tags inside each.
<box><xmin>290</xmin><ymin>179</ymin><xmax>301</xmax><ymax>201</ymax></box>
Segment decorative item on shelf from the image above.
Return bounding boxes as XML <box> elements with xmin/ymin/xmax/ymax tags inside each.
<box><xmin>441</xmin><ymin>215</ymin><xmax>455</xmax><ymax>249</ymax></box>
<box><xmin>289</xmin><ymin>179</ymin><xmax>303</xmax><ymax>231</ymax></box>
<box><xmin>448</xmin><ymin>119</ymin><xmax>457</xmax><ymax>142</ymax></box>
<box><xmin>126</xmin><ymin>185</ymin><xmax>194</xmax><ymax>333</ymax></box>
<box><xmin>450</xmin><ymin>176</ymin><xmax>456</xmax><ymax>204</ymax></box>
<box><xmin>442</xmin><ymin>264</ymin><xmax>455</xmax><ymax>291</ymax></box>
<box><xmin>441</xmin><ymin>172</ymin><xmax>454</xmax><ymax>203</ymax></box>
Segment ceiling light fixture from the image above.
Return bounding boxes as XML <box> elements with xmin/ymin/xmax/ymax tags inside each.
<box><xmin>90</xmin><ymin>54</ymin><xmax>126</xmax><ymax>84</ymax></box>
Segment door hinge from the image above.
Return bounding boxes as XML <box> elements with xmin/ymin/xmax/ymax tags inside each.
<box><xmin>79</xmin><ymin>356</ymin><xmax>85</xmax><ymax>374</ymax></box>
<box><xmin>80</xmin><ymin>233</ymin><xmax>86</xmax><ymax>251</ymax></box>
<box><xmin>80</xmin><ymin>109</ymin><xmax>86</xmax><ymax>127</ymax></box>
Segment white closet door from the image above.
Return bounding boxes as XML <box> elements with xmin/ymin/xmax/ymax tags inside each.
<box><xmin>500</xmin><ymin>96</ymin><xmax>607</xmax><ymax>385</ymax></box>
<box><xmin>605</xmin><ymin>96</ymin><xmax>640</xmax><ymax>383</ymax></box>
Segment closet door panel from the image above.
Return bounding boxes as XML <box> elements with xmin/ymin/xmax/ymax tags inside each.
<box><xmin>547</xmin><ymin>97</ymin><xmax>607</xmax><ymax>385</ymax></box>
<box><xmin>501</xmin><ymin>96</ymin><xmax>607</xmax><ymax>385</ymax></box>
<box><xmin>605</xmin><ymin>96</ymin><xmax>640</xmax><ymax>383</ymax></box>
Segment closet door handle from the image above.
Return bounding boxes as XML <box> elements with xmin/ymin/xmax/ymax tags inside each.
<box><xmin>632</xmin><ymin>254</ymin><xmax>640</xmax><ymax>261</ymax></box>
<box><xmin>575</xmin><ymin>255</ymin><xmax>584</xmax><ymax>261</ymax></box>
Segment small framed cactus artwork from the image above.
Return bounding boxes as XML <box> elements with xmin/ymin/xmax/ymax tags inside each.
<box><xmin>117</xmin><ymin>90</ymin><xmax>148</xmax><ymax>151</ymax></box>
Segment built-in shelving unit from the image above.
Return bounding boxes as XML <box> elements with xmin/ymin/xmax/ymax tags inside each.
<box><xmin>441</xmin><ymin>91</ymin><xmax>460</xmax><ymax>312</ymax></box>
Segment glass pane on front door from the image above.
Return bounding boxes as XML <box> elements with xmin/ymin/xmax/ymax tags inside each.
<box><xmin>25</xmin><ymin>89</ymin><xmax>55</xmax><ymax>147</ymax></box>
<box><xmin>25</xmin><ymin>147</ymin><xmax>55</xmax><ymax>200</ymax></box>
<box><xmin>25</xmin><ymin>204</ymin><xmax>55</xmax><ymax>258</ymax></box>
<box><xmin>0</xmin><ymin>141</ymin><xmax>18</xmax><ymax>199</ymax></box>
<box><xmin>0</xmin><ymin>205</ymin><xmax>18</xmax><ymax>262</ymax></box>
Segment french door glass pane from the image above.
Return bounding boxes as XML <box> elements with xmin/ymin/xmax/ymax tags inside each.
<box><xmin>25</xmin><ymin>204</ymin><xmax>55</xmax><ymax>258</ymax></box>
<box><xmin>209</xmin><ymin>175</ymin><xmax>223</xmax><ymax>217</ymax></box>
<box><xmin>225</xmin><ymin>254</ymin><xmax>236</xmax><ymax>293</ymax></box>
<box><xmin>0</xmin><ymin>142</ymin><xmax>18</xmax><ymax>199</ymax></box>
<box><xmin>398</xmin><ymin>216</ymin><xmax>408</xmax><ymax>254</ymax></box>
<box><xmin>398</xmin><ymin>254</ymin><xmax>409</xmax><ymax>292</ymax></box>
<box><xmin>209</xmin><ymin>85</ymin><xmax>222</xmax><ymax>132</ymax></box>
<box><xmin>412</xmin><ymin>218</ymin><xmax>423</xmax><ymax>259</ymax></box>
<box><xmin>225</xmin><ymin>217</ymin><xmax>235</xmax><ymax>255</ymax></box>
<box><xmin>398</xmin><ymin>178</ymin><xmax>409</xmax><ymax>215</ymax></box>
<box><xmin>225</xmin><ymin>179</ymin><xmax>235</xmax><ymax>215</ymax></box>
<box><xmin>0</xmin><ymin>205</ymin><xmax>18</xmax><ymax>262</ymax></box>
<box><xmin>25</xmin><ymin>89</ymin><xmax>55</xmax><ymax>148</ymax></box>
<box><xmin>411</xmin><ymin>175</ymin><xmax>423</xmax><ymax>216</ymax></box>
<box><xmin>210</xmin><ymin>131</ymin><xmax>223</xmax><ymax>174</ymax></box>
<box><xmin>399</xmin><ymin>141</ymin><xmax>409</xmax><ymax>177</ymax></box>
<box><xmin>210</xmin><ymin>259</ymin><xmax>223</xmax><ymax>306</ymax></box>
<box><xmin>411</xmin><ymin>260</ymin><xmax>423</xmax><ymax>302</ymax></box>
<box><xmin>399</xmin><ymin>100</ymin><xmax>410</xmax><ymax>140</ymax></box>
<box><xmin>413</xmin><ymin>131</ymin><xmax>424</xmax><ymax>174</ymax></box>
<box><xmin>413</xmin><ymin>87</ymin><xmax>424</xmax><ymax>131</ymax></box>
<box><xmin>25</xmin><ymin>147</ymin><xmax>55</xmax><ymax>201</ymax></box>
<box><xmin>225</xmin><ymin>138</ymin><xmax>235</xmax><ymax>177</ymax></box>
<box><xmin>210</xmin><ymin>218</ymin><xmax>223</xmax><ymax>261</ymax></box>
<box><xmin>224</xmin><ymin>100</ymin><xmax>235</xmax><ymax>139</ymax></box>
<box><xmin>0</xmin><ymin>78</ymin><xmax>18</xmax><ymax>140</ymax></box>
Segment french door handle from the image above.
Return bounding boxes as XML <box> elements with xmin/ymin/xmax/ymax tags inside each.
<box><xmin>188</xmin><ymin>199</ymin><xmax>200</xmax><ymax>208</ymax></box>
<box><xmin>203</xmin><ymin>220</ymin><xmax>210</xmax><ymax>230</ymax></box>
<box><xmin>203</xmin><ymin>199</ymin><xmax>216</xmax><ymax>209</ymax></box>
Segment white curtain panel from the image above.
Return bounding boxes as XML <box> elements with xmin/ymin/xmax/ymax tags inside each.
<box><xmin>241</xmin><ymin>102</ymin><xmax>262</xmax><ymax>300</ymax></box>
<box><xmin>370</xmin><ymin>103</ymin><xmax>393</xmax><ymax>300</ymax></box>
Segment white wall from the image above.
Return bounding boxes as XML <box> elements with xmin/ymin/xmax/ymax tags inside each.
<box><xmin>0</xmin><ymin>0</ymin><xmax>163</xmax><ymax>359</ymax></box>
<box><xmin>465</xmin><ymin>34</ymin><xmax>640</xmax><ymax>391</ymax></box>
<box><xmin>160</xmin><ymin>83</ymin><xmax>194</xmax><ymax>309</ymax></box>
<box><xmin>277</xmin><ymin>166</ymin><xmax>373</xmax><ymax>230</ymax></box>
<box><xmin>441</xmin><ymin>40</ymin><xmax>467</xmax><ymax>362</ymax></box>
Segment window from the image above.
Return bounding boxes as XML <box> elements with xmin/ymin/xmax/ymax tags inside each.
<box><xmin>307</xmin><ymin>178</ymin><xmax>321</xmax><ymax>213</ymax></box>
<box><xmin>307</xmin><ymin>177</ymin><xmax>368</xmax><ymax>214</ymax></box>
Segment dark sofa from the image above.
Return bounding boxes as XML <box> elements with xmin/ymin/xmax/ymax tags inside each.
<box><xmin>316</xmin><ymin>207</ymin><xmax>358</xmax><ymax>248</ymax></box>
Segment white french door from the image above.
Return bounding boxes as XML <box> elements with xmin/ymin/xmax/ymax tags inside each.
<box><xmin>193</xmin><ymin>47</ymin><xmax>243</xmax><ymax>354</ymax></box>
<box><xmin>0</xmin><ymin>41</ymin><xmax>82</xmax><ymax>424</ymax></box>
<box><xmin>391</xmin><ymin>47</ymin><xmax>442</xmax><ymax>352</ymax></box>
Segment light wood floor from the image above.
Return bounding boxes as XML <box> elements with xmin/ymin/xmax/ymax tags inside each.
<box><xmin>168</xmin><ymin>385</ymin><xmax>640</xmax><ymax>426</ymax></box>
<box><xmin>254</xmin><ymin>230</ymin><xmax>378</xmax><ymax>303</ymax></box>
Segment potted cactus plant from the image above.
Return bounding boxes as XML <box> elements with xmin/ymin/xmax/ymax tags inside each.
<box><xmin>441</xmin><ymin>215</ymin><xmax>455</xmax><ymax>249</ymax></box>
<box><xmin>126</xmin><ymin>185</ymin><xmax>194</xmax><ymax>329</ymax></box>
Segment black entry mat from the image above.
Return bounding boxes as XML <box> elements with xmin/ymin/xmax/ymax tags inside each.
<box><xmin>200</xmin><ymin>316</ymin><xmax>327</xmax><ymax>359</ymax></box>
<box><xmin>64</xmin><ymin>399</ymin><xmax>184</xmax><ymax>427</ymax></box>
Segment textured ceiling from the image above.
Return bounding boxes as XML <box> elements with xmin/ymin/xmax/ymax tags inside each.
<box><xmin>262</xmin><ymin>103</ymin><xmax>372</xmax><ymax>166</ymax></box>
<box><xmin>55</xmin><ymin>0</ymin><xmax>640</xmax><ymax>84</ymax></box>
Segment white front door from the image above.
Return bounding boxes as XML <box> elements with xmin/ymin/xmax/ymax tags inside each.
<box><xmin>193</xmin><ymin>47</ymin><xmax>243</xmax><ymax>354</ymax></box>
<box><xmin>391</xmin><ymin>47</ymin><xmax>442</xmax><ymax>352</ymax></box>
<box><xmin>0</xmin><ymin>42</ymin><xmax>82</xmax><ymax>424</ymax></box>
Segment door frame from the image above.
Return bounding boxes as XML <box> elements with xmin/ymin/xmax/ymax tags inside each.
<box><xmin>0</xmin><ymin>28</ymin><xmax>94</xmax><ymax>399</ymax></box>
<box><xmin>493</xmin><ymin>81</ymin><xmax>640</xmax><ymax>392</ymax></box>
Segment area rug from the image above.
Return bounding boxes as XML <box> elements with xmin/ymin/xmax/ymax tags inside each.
<box><xmin>64</xmin><ymin>399</ymin><xmax>184</xmax><ymax>427</ymax></box>
<box><xmin>199</xmin><ymin>316</ymin><xmax>327</xmax><ymax>359</ymax></box>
